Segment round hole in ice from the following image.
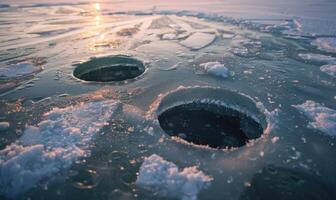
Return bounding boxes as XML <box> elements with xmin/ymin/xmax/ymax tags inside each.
<box><xmin>73</xmin><ymin>55</ymin><xmax>145</xmax><ymax>82</ymax></box>
<box><xmin>156</xmin><ymin>87</ymin><xmax>267</xmax><ymax>149</ymax></box>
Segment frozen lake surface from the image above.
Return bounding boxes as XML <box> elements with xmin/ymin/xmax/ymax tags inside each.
<box><xmin>0</xmin><ymin>1</ymin><xmax>335</xmax><ymax>200</ymax></box>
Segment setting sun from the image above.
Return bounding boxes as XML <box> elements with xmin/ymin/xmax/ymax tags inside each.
<box><xmin>93</xmin><ymin>3</ymin><xmax>100</xmax><ymax>11</ymax></box>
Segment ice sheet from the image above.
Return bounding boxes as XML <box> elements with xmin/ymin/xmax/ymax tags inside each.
<box><xmin>180</xmin><ymin>32</ymin><xmax>216</xmax><ymax>50</ymax></box>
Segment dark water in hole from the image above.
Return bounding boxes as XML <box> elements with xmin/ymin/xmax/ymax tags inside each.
<box><xmin>76</xmin><ymin>65</ymin><xmax>144</xmax><ymax>82</ymax></box>
<box><xmin>158</xmin><ymin>103</ymin><xmax>264</xmax><ymax>148</ymax></box>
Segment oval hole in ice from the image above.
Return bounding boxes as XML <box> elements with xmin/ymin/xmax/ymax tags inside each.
<box><xmin>73</xmin><ymin>55</ymin><xmax>145</xmax><ymax>82</ymax></box>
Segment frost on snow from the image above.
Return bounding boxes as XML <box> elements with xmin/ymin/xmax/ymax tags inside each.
<box><xmin>0</xmin><ymin>100</ymin><xmax>120</xmax><ymax>197</ymax></box>
<box><xmin>180</xmin><ymin>32</ymin><xmax>216</xmax><ymax>50</ymax></box>
<box><xmin>136</xmin><ymin>154</ymin><xmax>213</xmax><ymax>200</ymax></box>
<box><xmin>200</xmin><ymin>61</ymin><xmax>229</xmax><ymax>78</ymax></box>
<box><xmin>293</xmin><ymin>100</ymin><xmax>336</xmax><ymax>136</ymax></box>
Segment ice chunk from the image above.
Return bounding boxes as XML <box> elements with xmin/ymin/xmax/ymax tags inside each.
<box><xmin>162</xmin><ymin>32</ymin><xmax>190</xmax><ymax>41</ymax></box>
<box><xmin>298</xmin><ymin>53</ymin><xmax>336</xmax><ymax>64</ymax></box>
<box><xmin>0</xmin><ymin>63</ymin><xmax>41</xmax><ymax>79</ymax></box>
<box><xmin>136</xmin><ymin>154</ymin><xmax>213</xmax><ymax>200</ymax></box>
<box><xmin>200</xmin><ymin>62</ymin><xmax>229</xmax><ymax>78</ymax></box>
<box><xmin>320</xmin><ymin>64</ymin><xmax>336</xmax><ymax>77</ymax></box>
<box><xmin>293</xmin><ymin>100</ymin><xmax>336</xmax><ymax>137</ymax></box>
<box><xmin>0</xmin><ymin>122</ymin><xmax>10</xmax><ymax>131</ymax></box>
<box><xmin>313</xmin><ymin>37</ymin><xmax>336</xmax><ymax>53</ymax></box>
<box><xmin>0</xmin><ymin>100</ymin><xmax>120</xmax><ymax>197</ymax></box>
<box><xmin>162</xmin><ymin>33</ymin><xmax>178</xmax><ymax>40</ymax></box>
<box><xmin>180</xmin><ymin>32</ymin><xmax>216</xmax><ymax>50</ymax></box>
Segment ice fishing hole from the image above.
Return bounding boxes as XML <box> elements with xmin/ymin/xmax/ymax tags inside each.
<box><xmin>156</xmin><ymin>87</ymin><xmax>267</xmax><ymax>149</ymax></box>
<box><xmin>73</xmin><ymin>55</ymin><xmax>145</xmax><ymax>82</ymax></box>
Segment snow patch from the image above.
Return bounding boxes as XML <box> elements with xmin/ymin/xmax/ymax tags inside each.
<box><xmin>0</xmin><ymin>100</ymin><xmax>120</xmax><ymax>197</ymax></box>
<box><xmin>320</xmin><ymin>64</ymin><xmax>336</xmax><ymax>77</ymax></box>
<box><xmin>293</xmin><ymin>100</ymin><xmax>336</xmax><ymax>137</ymax></box>
<box><xmin>180</xmin><ymin>32</ymin><xmax>216</xmax><ymax>50</ymax></box>
<box><xmin>200</xmin><ymin>62</ymin><xmax>229</xmax><ymax>78</ymax></box>
<box><xmin>313</xmin><ymin>37</ymin><xmax>336</xmax><ymax>53</ymax></box>
<box><xmin>0</xmin><ymin>63</ymin><xmax>41</xmax><ymax>79</ymax></box>
<box><xmin>136</xmin><ymin>154</ymin><xmax>213</xmax><ymax>200</ymax></box>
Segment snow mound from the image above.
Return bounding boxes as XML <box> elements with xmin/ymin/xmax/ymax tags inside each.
<box><xmin>136</xmin><ymin>154</ymin><xmax>213</xmax><ymax>200</ymax></box>
<box><xmin>313</xmin><ymin>37</ymin><xmax>336</xmax><ymax>53</ymax></box>
<box><xmin>0</xmin><ymin>100</ymin><xmax>120</xmax><ymax>197</ymax></box>
<box><xmin>293</xmin><ymin>100</ymin><xmax>336</xmax><ymax>137</ymax></box>
<box><xmin>180</xmin><ymin>32</ymin><xmax>216</xmax><ymax>50</ymax></box>
<box><xmin>0</xmin><ymin>63</ymin><xmax>41</xmax><ymax>79</ymax></box>
<box><xmin>200</xmin><ymin>62</ymin><xmax>229</xmax><ymax>78</ymax></box>
<box><xmin>298</xmin><ymin>53</ymin><xmax>336</xmax><ymax>64</ymax></box>
<box><xmin>320</xmin><ymin>64</ymin><xmax>336</xmax><ymax>77</ymax></box>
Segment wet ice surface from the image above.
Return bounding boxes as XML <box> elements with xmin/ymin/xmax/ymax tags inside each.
<box><xmin>0</xmin><ymin>63</ymin><xmax>41</xmax><ymax>79</ymax></box>
<box><xmin>0</xmin><ymin>1</ymin><xmax>335</xmax><ymax>200</ymax></box>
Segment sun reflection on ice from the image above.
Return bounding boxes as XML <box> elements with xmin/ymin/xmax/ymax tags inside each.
<box><xmin>94</xmin><ymin>15</ymin><xmax>101</xmax><ymax>26</ymax></box>
<box><xmin>93</xmin><ymin>3</ymin><xmax>101</xmax><ymax>11</ymax></box>
<box><xmin>87</xmin><ymin>3</ymin><xmax>122</xmax><ymax>52</ymax></box>
<box><xmin>89</xmin><ymin>3</ymin><xmax>107</xmax><ymax>52</ymax></box>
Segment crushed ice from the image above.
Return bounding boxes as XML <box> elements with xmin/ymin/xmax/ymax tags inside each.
<box><xmin>0</xmin><ymin>100</ymin><xmax>120</xmax><ymax>197</ymax></box>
